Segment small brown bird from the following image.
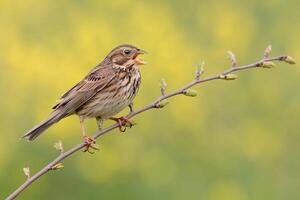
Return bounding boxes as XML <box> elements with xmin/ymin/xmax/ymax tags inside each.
<box><xmin>23</xmin><ymin>44</ymin><xmax>146</xmax><ymax>148</ymax></box>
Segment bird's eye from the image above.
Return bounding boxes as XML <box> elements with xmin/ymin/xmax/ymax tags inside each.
<box><xmin>123</xmin><ymin>49</ymin><xmax>131</xmax><ymax>55</ymax></box>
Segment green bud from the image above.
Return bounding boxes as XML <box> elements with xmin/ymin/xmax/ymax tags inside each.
<box><xmin>220</xmin><ymin>74</ymin><xmax>238</xmax><ymax>80</ymax></box>
<box><xmin>23</xmin><ymin>167</ymin><xmax>30</xmax><ymax>178</ymax></box>
<box><xmin>156</xmin><ymin>100</ymin><xmax>169</xmax><ymax>108</ymax></box>
<box><xmin>54</xmin><ymin>140</ymin><xmax>63</xmax><ymax>152</ymax></box>
<box><xmin>283</xmin><ymin>56</ymin><xmax>296</xmax><ymax>64</ymax></box>
<box><xmin>51</xmin><ymin>163</ymin><xmax>64</xmax><ymax>170</ymax></box>
<box><xmin>183</xmin><ymin>89</ymin><xmax>198</xmax><ymax>97</ymax></box>
<box><xmin>261</xmin><ymin>61</ymin><xmax>276</xmax><ymax>68</ymax></box>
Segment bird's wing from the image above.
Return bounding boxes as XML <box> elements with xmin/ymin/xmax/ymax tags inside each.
<box><xmin>52</xmin><ymin>66</ymin><xmax>117</xmax><ymax>115</ymax></box>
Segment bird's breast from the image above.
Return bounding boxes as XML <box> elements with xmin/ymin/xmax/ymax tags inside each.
<box><xmin>77</xmin><ymin>70</ymin><xmax>141</xmax><ymax>119</ymax></box>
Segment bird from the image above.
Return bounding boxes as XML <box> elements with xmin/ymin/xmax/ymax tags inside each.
<box><xmin>23</xmin><ymin>44</ymin><xmax>146</xmax><ymax>151</ymax></box>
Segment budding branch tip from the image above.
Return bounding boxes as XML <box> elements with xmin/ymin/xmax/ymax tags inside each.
<box><xmin>195</xmin><ymin>61</ymin><xmax>205</xmax><ymax>80</ymax></box>
<box><xmin>160</xmin><ymin>79</ymin><xmax>167</xmax><ymax>96</ymax></box>
<box><xmin>227</xmin><ymin>51</ymin><xmax>237</xmax><ymax>67</ymax></box>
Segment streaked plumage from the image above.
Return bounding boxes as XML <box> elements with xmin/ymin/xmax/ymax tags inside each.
<box><xmin>23</xmin><ymin>44</ymin><xmax>145</xmax><ymax>141</ymax></box>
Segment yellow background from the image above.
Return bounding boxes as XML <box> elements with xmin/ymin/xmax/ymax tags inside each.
<box><xmin>0</xmin><ymin>0</ymin><xmax>299</xmax><ymax>199</ymax></box>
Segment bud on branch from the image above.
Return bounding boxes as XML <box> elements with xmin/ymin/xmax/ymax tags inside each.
<box><xmin>23</xmin><ymin>167</ymin><xmax>30</xmax><ymax>179</ymax></box>
<box><xmin>54</xmin><ymin>140</ymin><xmax>64</xmax><ymax>154</ymax></box>
<box><xmin>183</xmin><ymin>89</ymin><xmax>198</xmax><ymax>97</ymax></box>
<box><xmin>260</xmin><ymin>61</ymin><xmax>276</xmax><ymax>68</ymax></box>
<box><xmin>160</xmin><ymin>79</ymin><xmax>167</xmax><ymax>96</ymax></box>
<box><xmin>282</xmin><ymin>55</ymin><xmax>296</xmax><ymax>64</ymax></box>
<box><xmin>263</xmin><ymin>45</ymin><xmax>272</xmax><ymax>59</ymax></box>
<box><xmin>227</xmin><ymin>51</ymin><xmax>237</xmax><ymax>67</ymax></box>
<box><xmin>219</xmin><ymin>74</ymin><xmax>238</xmax><ymax>80</ymax></box>
<box><xmin>156</xmin><ymin>100</ymin><xmax>169</xmax><ymax>108</ymax></box>
<box><xmin>51</xmin><ymin>163</ymin><xmax>64</xmax><ymax>170</ymax></box>
<box><xmin>195</xmin><ymin>61</ymin><xmax>205</xmax><ymax>80</ymax></box>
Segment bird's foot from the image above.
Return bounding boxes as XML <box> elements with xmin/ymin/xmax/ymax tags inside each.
<box><xmin>83</xmin><ymin>136</ymin><xmax>99</xmax><ymax>154</ymax></box>
<box><xmin>110</xmin><ymin>117</ymin><xmax>135</xmax><ymax>132</ymax></box>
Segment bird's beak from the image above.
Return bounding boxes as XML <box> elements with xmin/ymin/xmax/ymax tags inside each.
<box><xmin>134</xmin><ymin>49</ymin><xmax>147</xmax><ymax>65</ymax></box>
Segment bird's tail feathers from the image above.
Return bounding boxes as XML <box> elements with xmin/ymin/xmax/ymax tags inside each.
<box><xmin>23</xmin><ymin>111</ymin><xmax>65</xmax><ymax>141</ymax></box>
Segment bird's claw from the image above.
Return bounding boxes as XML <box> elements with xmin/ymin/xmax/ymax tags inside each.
<box><xmin>110</xmin><ymin>117</ymin><xmax>135</xmax><ymax>133</ymax></box>
<box><xmin>83</xmin><ymin>136</ymin><xmax>99</xmax><ymax>154</ymax></box>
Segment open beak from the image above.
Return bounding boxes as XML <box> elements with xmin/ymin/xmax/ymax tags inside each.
<box><xmin>134</xmin><ymin>49</ymin><xmax>147</xmax><ymax>65</ymax></box>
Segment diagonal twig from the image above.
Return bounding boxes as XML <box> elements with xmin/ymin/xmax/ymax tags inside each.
<box><xmin>5</xmin><ymin>48</ymin><xmax>295</xmax><ymax>200</ymax></box>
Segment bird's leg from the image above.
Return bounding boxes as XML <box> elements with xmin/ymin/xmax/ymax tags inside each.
<box><xmin>79</xmin><ymin>116</ymin><xmax>87</xmax><ymax>137</ymax></box>
<box><xmin>79</xmin><ymin>116</ymin><xmax>98</xmax><ymax>153</ymax></box>
<box><xmin>128</xmin><ymin>101</ymin><xmax>134</xmax><ymax>114</ymax></box>
<box><xmin>110</xmin><ymin>116</ymin><xmax>135</xmax><ymax>132</ymax></box>
<box><xmin>96</xmin><ymin>116</ymin><xmax>103</xmax><ymax>131</ymax></box>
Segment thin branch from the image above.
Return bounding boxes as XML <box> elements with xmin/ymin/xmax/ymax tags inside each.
<box><xmin>5</xmin><ymin>50</ymin><xmax>295</xmax><ymax>200</ymax></box>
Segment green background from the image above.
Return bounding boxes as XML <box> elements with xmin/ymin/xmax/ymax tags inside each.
<box><xmin>0</xmin><ymin>0</ymin><xmax>299</xmax><ymax>199</ymax></box>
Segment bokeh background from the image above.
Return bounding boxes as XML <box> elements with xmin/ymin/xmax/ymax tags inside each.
<box><xmin>0</xmin><ymin>0</ymin><xmax>299</xmax><ymax>199</ymax></box>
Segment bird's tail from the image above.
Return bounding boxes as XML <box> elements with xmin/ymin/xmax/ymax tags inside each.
<box><xmin>23</xmin><ymin>111</ymin><xmax>65</xmax><ymax>141</ymax></box>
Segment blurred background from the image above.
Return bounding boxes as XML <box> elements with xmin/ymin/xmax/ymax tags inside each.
<box><xmin>0</xmin><ymin>0</ymin><xmax>299</xmax><ymax>199</ymax></box>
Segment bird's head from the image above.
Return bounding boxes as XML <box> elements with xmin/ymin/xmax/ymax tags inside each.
<box><xmin>107</xmin><ymin>44</ymin><xmax>146</xmax><ymax>67</ymax></box>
